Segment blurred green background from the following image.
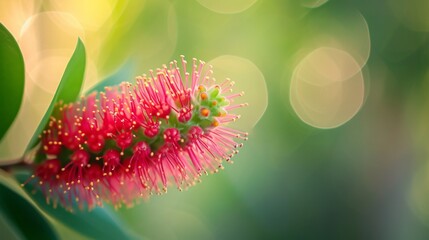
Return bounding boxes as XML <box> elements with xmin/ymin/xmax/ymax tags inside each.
<box><xmin>2</xmin><ymin>0</ymin><xmax>429</xmax><ymax>239</ymax></box>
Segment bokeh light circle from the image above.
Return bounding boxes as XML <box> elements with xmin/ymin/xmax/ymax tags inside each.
<box><xmin>304</xmin><ymin>9</ymin><xmax>370</xmax><ymax>71</ymax></box>
<box><xmin>19</xmin><ymin>12</ymin><xmax>85</xmax><ymax>94</ymax></box>
<box><xmin>47</xmin><ymin>0</ymin><xmax>117</xmax><ymax>31</ymax></box>
<box><xmin>207</xmin><ymin>55</ymin><xmax>268</xmax><ymax>131</ymax></box>
<box><xmin>20</xmin><ymin>12</ymin><xmax>85</xmax><ymax>53</ymax></box>
<box><xmin>0</xmin><ymin>0</ymin><xmax>42</xmax><ymax>38</ymax></box>
<box><xmin>196</xmin><ymin>0</ymin><xmax>257</xmax><ymax>14</ymax></box>
<box><xmin>290</xmin><ymin>47</ymin><xmax>365</xmax><ymax>129</ymax></box>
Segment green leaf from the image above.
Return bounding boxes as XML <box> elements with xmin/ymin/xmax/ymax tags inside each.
<box><xmin>15</xmin><ymin>172</ymin><xmax>136</xmax><ymax>240</ymax></box>
<box><xmin>26</xmin><ymin>38</ymin><xmax>86</xmax><ymax>152</ymax></box>
<box><xmin>0</xmin><ymin>182</ymin><xmax>59</xmax><ymax>240</ymax></box>
<box><xmin>0</xmin><ymin>23</ymin><xmax>25</xmax><ymax>141</ymax></box>
<box><xmin>85</xmin><ymin>60</ymin><xmax>135</xmax><ymax>95</ymax></box>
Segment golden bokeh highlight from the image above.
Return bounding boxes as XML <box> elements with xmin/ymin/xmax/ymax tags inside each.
<box><xmin>19</xmin><ymin>12</ymin><xmax>86</xmax><ymax>94</ymax></box>
<box><xmin>207</xmin><ymin>55</ymin><xmax>268</xmax><ymax>131</ymax></box>
<box><xmin>0</xmin><ymin>0</ymin><xmax>41</xmax><ymax>38</ymax></box>
<box><xmin>46</xmin><ymin>0</ymin><xmax>118</xmax><ymax>31</ymax></box>
<box><xmin>196</xmin><ymin>0</ymin><xmax>257</xmax><ymax>14</ymax></box>
<box><xmin>19</xmin><ymin>12</ymin><xmax>85</xmax><ymax>54</ymax></box>
<box><xmin>290</xmin><ymin>47</ymin><xmax>365</xmax><ymax>129</ymax></box>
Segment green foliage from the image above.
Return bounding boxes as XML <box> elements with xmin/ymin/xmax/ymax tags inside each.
<box><xmin>15</xmin><ymin>172</ymin><xmax>135</xmax><ymax>240</ymax></box>
<box><xmin>26</xmin><ymin>38</ymin><xmax>86</xmax><ymax>152</ymax></box>
<box><xmin>0</xmin><ymin>23</ymin><xmax>25</xmax><ymax>141</ymax></box>
<box><xmin>0</xmin><ymin>182</ymin><xmax>59</xmax><ymax>240</ymax></box>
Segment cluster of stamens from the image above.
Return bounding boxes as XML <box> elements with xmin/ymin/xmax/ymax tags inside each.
<box><xmin>23</xmin><ymin>56</ymin><xmax>248</xmax><ymax>211</ymax></box>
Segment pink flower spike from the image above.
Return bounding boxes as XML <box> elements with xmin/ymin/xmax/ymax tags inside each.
<box><xmin>23</xmin><ymin>56</ymin><xmax>249</xmax><ymax>211</ymax></box>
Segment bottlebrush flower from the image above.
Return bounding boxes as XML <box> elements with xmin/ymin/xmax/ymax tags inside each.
<box><xmin>23</xmin><ymin>56</ymin><xmax>248</xmax><ymax>211</ymax></box>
